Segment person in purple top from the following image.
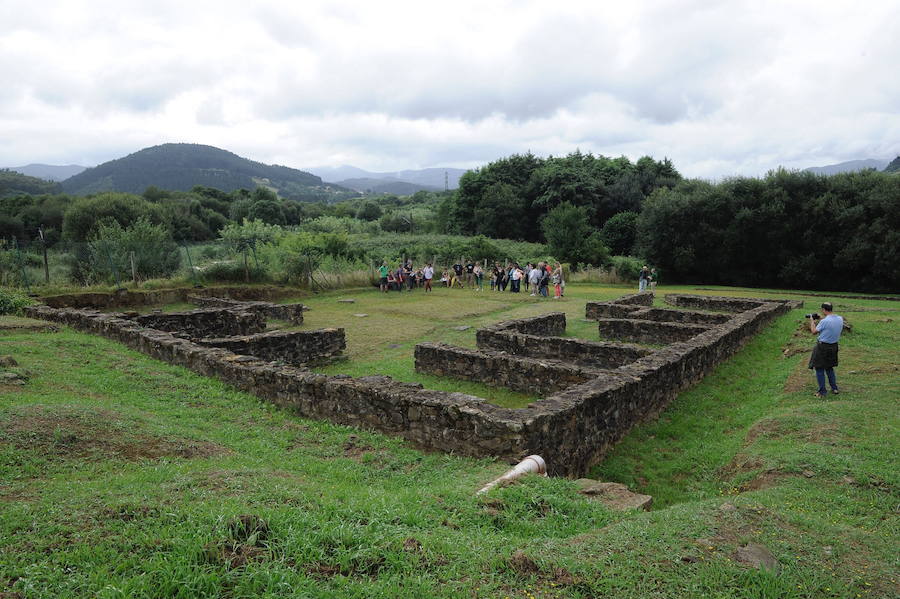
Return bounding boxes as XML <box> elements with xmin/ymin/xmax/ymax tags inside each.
<box><xmin>807</xmin><ymin>302</ymin><xmax>843</xmax><ymax>398</ymax></box>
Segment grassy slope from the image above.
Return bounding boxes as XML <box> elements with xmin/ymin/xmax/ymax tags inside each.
<box><xmin>0</xmin><ymin>284</ymin><xmax>897</xmax><ymax>598</ymax></box>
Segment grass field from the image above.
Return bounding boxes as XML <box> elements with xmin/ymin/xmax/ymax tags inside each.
<box><xmin>1</xmin><ymin>283</ymin><xmax>897</xmax><ymax>598</ymax></box>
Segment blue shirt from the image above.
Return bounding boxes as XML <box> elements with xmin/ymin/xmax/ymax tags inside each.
<box><xmin>816</xmin><ymin>314</ymin><xmax>843</xmax><ymax>344</ymax></box>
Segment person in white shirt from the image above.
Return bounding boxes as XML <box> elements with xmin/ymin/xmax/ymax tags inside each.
<box><xmin>529</xmin><ymin>265</ymin><xmax>541</xmax><ymax>296</ymax></box>
<box><xmin>423</xmin><ymin>263</ymin><xmax>434</xmax><ymax>292</ymax></box>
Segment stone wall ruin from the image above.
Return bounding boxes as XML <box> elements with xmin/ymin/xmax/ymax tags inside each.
<box><xmin>26</xmin><ymin>290</ymin><xmax>801</xmax><ymax>477</ymax></box>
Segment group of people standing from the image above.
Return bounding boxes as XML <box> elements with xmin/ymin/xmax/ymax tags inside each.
<box><xmin>486</xmin><ymin>262</ymin><xmax>565</xmax><ymax>299</ymax></box>
<box><xmin>377</xmin><ymin>260</ymin><xmax>565</xmax><ymax>299</ymax></box>
<box><xmin>378</xmin><ymin>261</ymin><xmax>437</xmax><ymax>292</ymax></box>
<box><xmin>638</xmin><ymin>265</ymin><xmax>658</xmax><ymax>292</ymax></box>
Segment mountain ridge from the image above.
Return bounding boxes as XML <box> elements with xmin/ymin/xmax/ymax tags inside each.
<box><xmin>307</xmin><ymin>165</ymin><xmax>467</xmax><ymax>190</ymax></box>
<box><xmin>7</xmin><ymin>164</ymin><xmax>88</xmax><ymax>181</ymax></box>
<box><xmin>58</xmin><ymin>143</ymin><xmax>355</xmax><ymax>202</ymax></box>
<box><xmin>803</xmin><ymin>158</ymin><xmax>891</xmax><ymax>175</ymax></box>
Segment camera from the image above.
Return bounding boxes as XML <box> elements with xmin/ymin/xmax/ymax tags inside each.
<box><xmin>805</xmin><ymin>313</ymin><xmax>820</xmax><ymax>320</ymax></box>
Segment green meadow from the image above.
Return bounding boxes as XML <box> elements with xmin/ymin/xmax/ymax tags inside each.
<box><xmin>1</xmin><ymin>283</ymin><xmax>897</xmax><ymax>598</ymax></box>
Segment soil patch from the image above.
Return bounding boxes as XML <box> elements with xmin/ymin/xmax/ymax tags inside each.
<box><xmin>506</xmin><ymin>550</ymin><xmax>580</xmax><ymax>586</ymax></box>
<box><xmin>737</xmin><ymin>470</ymin><xmax>790</xmax><ymax>492</ymax></box>
<box><xmin>744</xmin><ymin>417</ymin><xmax>841</xmax><ymax>447</ymax></box>
<box><xmin>783</xmin><ymin>356</ymin><xmax>812</xmax><ymax>392</ymax></box>
<box><xmin>0</xmin><ymin>405</ymin><xmax>230</xmax><ymax>462</ymax></box>
<box><xmin>342</xmin><ymin>434</ymin><xmax>385</xmax><ymax>464</ymax></box>
<box><xmin>718</xmin><ymin>452</ymin><xmax>793</xmax><ymax>492</ymax></box>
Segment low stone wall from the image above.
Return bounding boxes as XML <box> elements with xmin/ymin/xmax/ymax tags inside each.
<box><xmin>25</xmin><ymin>292</ymin><xmax>799</xmax><ymax>477</ymax></box>
<box><xmin>415</xmin><ymin>342</ymin><xmax>604</xmax><ymax>396</ymax></box>
<box><xmin>628</xmin><ymin>307</ymin><xmax>731</xmax><ymax>325</ymax></box>
<box><xmin>490</xmin><ymin>312</ymin><xmax>567</xmax><ymax>336</ymax></box>
<box><xmin>518</xmin><ymin>300</ymin><xmax>797</xmax><ymax>473</ymax></box>
<box><xmin>597</xmin><ymin>318</ymin><xmax>713</xmax><ymax>345</ymax></box>
<box><xmin>613</xmin><ymin>292</ymin><xmax>655</xmax><ymax>306</ymax></box>
<box><xmin>39</xmin><ymin>286</ymin><xmax>302</xmax><ymax>309</ymax></box>
<box><xmin>197</xmin><ymin>328</ymin><xmax>345</xmax><ymax>366</ymax></box>
<box><xmin>585</xmin><ymin>291</ymin><xmax>653</xmax><ymax>320</ymax></box>
<box><xmin>24</xmin><ymin>304</ymin><xmax>533</xmax><ymax>462</ymax></box>
<box><xmin>188</xmin><ymin>296</ymin><xmax>306</xmax><ymax>325</ymax></box>
<box><xmin>135</xmin><ymin>308</ymin><xmax>266</xmax><ymax>338</ymax></box>
<box><xmin>585</xmin><ymin>303</ymin><xmax>641</xmax><ymax>319</ymax></box>
<box><xmin>476</xmin><ymin>327</ymin><xmax>650</xmax><ymax>368</ymax></box>
<box><xmin>664</xmin><ymin>293</ymin><xmax>801</xmax><ymax>312</ymax></box>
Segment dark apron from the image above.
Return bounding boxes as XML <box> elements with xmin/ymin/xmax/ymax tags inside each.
<box><xmin>808</xmin><ymin>341</ymin><xmax>839</xmax><ymax>369</ymax></box>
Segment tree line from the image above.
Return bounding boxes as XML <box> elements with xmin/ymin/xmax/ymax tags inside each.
<box><xmin>2</xmin><ymin>151</ymin><xmax>897</xmax><ymax>292</ymax></box>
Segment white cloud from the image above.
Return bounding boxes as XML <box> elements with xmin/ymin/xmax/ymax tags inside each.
<box><xmin>0</xmin><ymin>0</ymin><xmax>897</xmax><ymax>177</ymax></box>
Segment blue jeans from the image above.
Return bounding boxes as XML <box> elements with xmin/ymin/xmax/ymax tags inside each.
<box><xmin>814</xmin><ymin>368</ymin><xmax>838</xmax><ymax>395</ymax></box>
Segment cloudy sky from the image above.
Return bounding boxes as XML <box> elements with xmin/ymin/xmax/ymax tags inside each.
<box><xmin>2</xmin><ymin>0</ymin><xmax>898</xmax><ymax>178</ymax></box>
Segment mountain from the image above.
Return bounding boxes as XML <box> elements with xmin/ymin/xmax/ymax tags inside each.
<box><xmin>60</xmin><ymin>143</ymin><xmax>346</xmax><ymax>201</ymax></box>
<box><xmin>335</xmin><ymin>177</ymin><xmax>442</xmax><ymax>195</ymax></box>
<box><xmin>307</xmin><ymin>165</ymin><xmax>468</xmax><ymax>190</ymax></box>
<box><xmin>884</xmin><ymin>156</ymin><xmax>900</xmax><ymax>173</ymax></box>
<box><xmin>804</xmin><ymin>158</ymin><xmax>890</xmax><ymax>176</ymax></box>
<box><xmin>8</xmin><ymin>164</ymin><xmax>88</xmax><ymax>181</ymax></box>
<box><xmin>0</xmin><ymin>169</ymin><xmax>63</xmax><ymax>197</ymax></box>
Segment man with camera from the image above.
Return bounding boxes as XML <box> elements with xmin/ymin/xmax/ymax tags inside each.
<box><xmin>807</xmin><ymin>302</ymin><xmax>843</xmax><ymax>398</ymax></box>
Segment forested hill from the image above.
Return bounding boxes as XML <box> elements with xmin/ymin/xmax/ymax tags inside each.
<box><xmin>0</xmin><ymin>169</ymin><xmax>63</xmax><ymax>198</ymax></box>
<box><xmin>60</xmin><ymin>143</ymin><xmax>354</xmax><ymax>201</ymax></box>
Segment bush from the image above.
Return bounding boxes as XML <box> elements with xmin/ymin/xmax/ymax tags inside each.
<box><xmin>0</xmin><ymin>288</ymin><xmax>31</xmax><ymax>315</ymax></box>
<box><xmin>201</xmin><ymin>261</ymin><xmax>269</xmax><ymax>283</ymax></box>
<box><xmin>62</xmin><ymin>192</ymin><xmax>161</xmax><ymax>242</ymax></box>
<box><xmin>80</xmin><ymin>218</ymin><xmax>181</xmax><ymax>284</ymax></box>
<box><xmin>609</xmin><ymin>256</ymin><xmax>644</xmax><ymax>281</ymax></box>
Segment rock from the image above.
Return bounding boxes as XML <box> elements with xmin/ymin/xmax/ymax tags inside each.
<box><xmin>734</xmin><ymin>543</ymin><xmax>780</xmax><ymax>572</ymax></box>
<box><xmin>353</xmin><ymin>314</ymin><xmax>368</xmax><ymax>318</ymax></box>
<box><xmin>453</xmin><ymin>325</ymin><xmax>471</xmax><ymax>331</ymax></box>
<box><xmin>337</xmin><ymin>299</ymin><xmax>356</xmax><ymax>303</ymax></box>
<box><xmin>575</xmin><ymin>479</ymin><xmax>653</xmax><ymax>511</ymax></box>
<box><xmin>802</xmin><ymin>470</ymin><xmax>815</xmax><ymax>478</ymax></box>
<box><xmin>0</xmin><ymin>355</ymin><xmax>18</xmax><ymax>367</ymax></box>
<box><xmin>719</xmin><ymin>502</ymin><xmax>737</xmax><ymax>513</ymax></box>
<box><xmin>0</xmin><ymin>371</ymin><xmax>26</xmax><ymax>385</ymax></box>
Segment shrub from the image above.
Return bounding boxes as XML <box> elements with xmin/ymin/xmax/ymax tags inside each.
<box><xmin>0</xmin><ymin>288</ymin><xmax>31</xmax><ymax>315</ymax></box>
<box><xmin>201</xmin><ymin>261</ymin><xmax>269</xmax><ymax>283</ymax></box>
<box><xmin>608</xmin><ymin>256</ymin><xmax>644</xmax><ymax>281</ymax></box>
<box><xmin>82</xmin><ymin>218</ymin><xmax>181</xmax><ymax>284</ymax></box>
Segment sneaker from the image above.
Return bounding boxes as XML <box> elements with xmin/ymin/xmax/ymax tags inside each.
<box><xmin>813</xmin><ymin>392</ymin><xmax>827</xmax><ymax>398</ymax></box>
<box><xmin>831</xmin><ymin>389</ymin><xmax>840</xmax><ymax>395</ymax></box>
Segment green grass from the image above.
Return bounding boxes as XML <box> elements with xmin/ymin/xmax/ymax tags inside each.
<box><xmin>1</xmin><ymin>283</ymin><xmax>897</xmax><ymax>598</ymax></box>
<box><xmin>293</xmin><ymin>284</ymin><xmax>629</xmax><ymax>408</ymax></box>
